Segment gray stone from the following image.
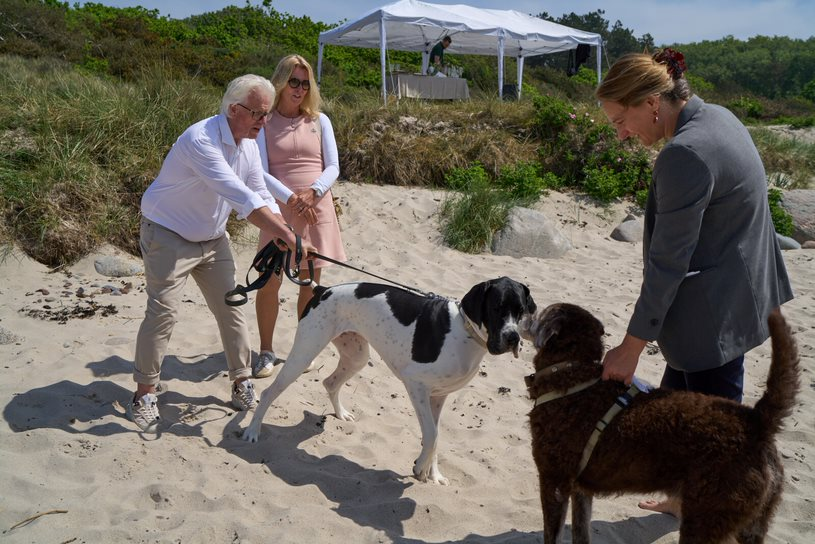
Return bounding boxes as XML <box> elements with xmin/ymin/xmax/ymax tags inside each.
<box><xmin>94</xmin><ymin>256</ymin><xmax>143</xmax><ymax>278</ymax></box>
<box><xmin>491</xmin><ymin>207</ymin><xmax>572</xmax><ymax>259</ymax></box>
<box><xmin>0</xmin><ymin>326</ymin><xmax>22</xmax><ymax>345</ymax></box>
<box><xmin>611</xmin><ymin>219</ymin><xmax>644</xmax><ymax>243</ymax></box>
<box><xmin>775</xmin><ymin>233</ymin><xmax>801</xmax><ymax>250</ymax></box>
<box><xmin>779</xmin><ymin>189</ymin><xmax>815</xmax><ymax>244</ymax></box>
<box><xmin>803</xmin><ymin>240</ymin><xmax>815</xmax><ymax>249</ymax></box>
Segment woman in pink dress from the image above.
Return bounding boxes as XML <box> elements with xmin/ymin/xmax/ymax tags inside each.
<box><xmin>252</xmin><ymin>54</ymin><xmax>347</xmax><ymax>378</ymax></box>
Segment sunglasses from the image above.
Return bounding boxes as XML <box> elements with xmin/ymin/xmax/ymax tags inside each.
<box><xmin>236</xmin><ymin>103</ymin><xmax>272</xmax><ymax>121</ymax></box>
<box><xmin>288</xmin><ymin>77</ymin><xmax>311</xmax><ymax>91</ymax></box>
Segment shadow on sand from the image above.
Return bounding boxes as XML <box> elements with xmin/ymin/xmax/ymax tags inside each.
<box><xmin>3</xmin><ymin>353</ymin><xmax>239</xmax><ymax>439</ymax></box>
<box><xmin>3</xmin><ymin>355</ymin><xmax>677</xmax><ymax>543</ymax></box>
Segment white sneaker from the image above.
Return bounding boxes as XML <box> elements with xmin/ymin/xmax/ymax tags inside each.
<box><xmin>231</xmin><ymin>380</ymin><xmax>258</xmax><ymax>411</ymax></box>
<box><xmin>253</xmin><ymin>351</ymin><xmax>284</xmax><ymax>378</ymax></box>
<box><xmin>127</xmin><ymin>392</ymin><xmax>160</xmax><ymax>433</ymax></box>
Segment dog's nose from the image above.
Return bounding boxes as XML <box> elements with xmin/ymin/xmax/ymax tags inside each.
<box><xmin>507</xmin><ymin>330</ymin><xmax>520</xmax><ymax>346</ymax></box>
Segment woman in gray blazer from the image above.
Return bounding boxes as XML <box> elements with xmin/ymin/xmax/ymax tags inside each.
<box><xmin>595</xmin><ymin>50</ymin><xmax>793</xmax><ymax>515</ymax></box>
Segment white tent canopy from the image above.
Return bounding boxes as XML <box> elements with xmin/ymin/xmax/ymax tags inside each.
<box><xmin>317</xmin><ymin>0</ymin><xmax>602</xmax><ymax>102</ymax></box>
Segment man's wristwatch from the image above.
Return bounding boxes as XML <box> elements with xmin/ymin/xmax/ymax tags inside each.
<box><xmin>313</xmin><ymin>187</ymin><xmax>324</xmax><ymax>198</ymax></box>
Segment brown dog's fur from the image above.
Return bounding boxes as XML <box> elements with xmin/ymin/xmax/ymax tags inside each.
<box><xmin>526</xmin><ymin>303</ymin><xmax>800</xmax><ymax>544</ymax></box>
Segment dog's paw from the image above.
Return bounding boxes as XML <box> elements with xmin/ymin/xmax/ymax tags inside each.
<box><xmin>241</xmin><ymin>426</ymin><xmax>260</xmax><ymax>443</ymax></box>
<box><xmin>413</xmin><ymin>467</ymin><xmax>449</xmax><ymax>485</ymax></box>
<box><xmin>428</xmin><ymin>473</ymin><xmax>450</xmax><ymax>486</ymax></box>
<box><xmin>335</xmin><ymin>408</ymin><xmax>356</xmax><ymax>422</ymax></box>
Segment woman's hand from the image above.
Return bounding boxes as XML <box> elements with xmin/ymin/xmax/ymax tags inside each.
<box><xmin>287</xmin><ymin>193</ymin><xmax>318</xmax><ymax>225</ymax></box>
<box><xmin>602</xmin><ymin>333</ymin><xmax>647</xmax><ymax>384</ymax></box>
<box><xmin>297</xmin><ymin>188</ymin><xmax>318</xmax><ymax>208</ymax></box>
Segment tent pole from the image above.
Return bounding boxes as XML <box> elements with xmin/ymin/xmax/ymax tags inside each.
<box><xmin>380</xmin><ymin>16</ymin><xmax>387</xmax><ymax>105</ymax></box>
<box><xmin>317</xmin><ymin>42</ymin><xmax>324</xmax><ymax>86</ymax></box>
<box><xmin>517</xmin><ymin>55</ymin><xmax>524</xmax><ymax>100</ymax></box>
<box><xmin>497</xmin><ymin>35</ymin><xmax>505</xmax><ymax>99</ymax></box>
<box><xmin>596</xmin><ymin>42</ymin><xmax>602</xmax><ymax>84</ymax></box>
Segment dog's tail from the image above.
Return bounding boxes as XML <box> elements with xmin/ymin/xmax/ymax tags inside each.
<box><xmin>753</xmin><ymin>310</ymin><xmax>800</xmax><ymax>439</ymax></box>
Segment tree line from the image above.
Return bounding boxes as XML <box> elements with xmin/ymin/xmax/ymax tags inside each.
<box><xmin>1</xmin><ymin>1</ymin><xmax>814</xmax><ymax>103</ymax></box>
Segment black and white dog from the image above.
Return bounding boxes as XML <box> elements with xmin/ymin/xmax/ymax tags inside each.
<box><xmin>242</xmin><ymin>276</ymin><xmax>537</xmax><ymax>485</ymax></box>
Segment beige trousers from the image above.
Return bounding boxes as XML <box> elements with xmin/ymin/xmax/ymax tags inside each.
<box><xmin>133</xmin><ymin>218</ymin><xmax>252</xmax><ymax>385</ymax></box>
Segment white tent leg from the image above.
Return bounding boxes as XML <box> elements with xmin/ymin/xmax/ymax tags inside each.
<box><xmin>517</xmin><ymin>55</ymin><xmax>524</xmax><ymax>100</ymax></box>
<box><xmin>596</xmin><ymin>43</ymin><xmax>602</xmax><ymax>83</ymax></box>
<box><xmin>317</xmin><ymin>42</ymin><xmax>324</xmax><ymax>86</ymax></box>
<box><xmin>497</xmin><ymin>35</ymin><xmax>505</xmax><ymax>99</ymax></box>
<box><xmin>380</xmin><ymin>17</ymin><xmax>388</xmax><ymax>104</ymax></box>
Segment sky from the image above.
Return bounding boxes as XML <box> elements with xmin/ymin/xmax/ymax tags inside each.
<box><xmin>82</xmin><ymin>0</ymin><xmax>815</xmax><ymax>45</ymax></box>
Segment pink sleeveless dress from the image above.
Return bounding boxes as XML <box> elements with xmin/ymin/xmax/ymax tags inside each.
<box><xmin>263</xmin><ymin>112</ymin><xmax>346</xmax><ymax>269</ymax></box>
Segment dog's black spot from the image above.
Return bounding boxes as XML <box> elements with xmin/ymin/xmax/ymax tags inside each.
<box><xmin>355</xmin><ymin>283</ymin><xmax>451</xmax><ymax>363</ymax></box>
<box><xmin>300</xmin><ymin>286</ymin><xmax>332</xmax><ymax>320</ymax></box>
<box><xmin>412</xmin><ymin>298</ymin><xmax>451</xmax><ymax>363</ymax></box>
<box><xmin>354</xmin><ymin>284</ymin><xmax>421</xmax><ymax>325</ymax></box>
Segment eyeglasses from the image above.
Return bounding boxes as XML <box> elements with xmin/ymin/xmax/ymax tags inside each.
<box><xmin>236</xmin><ymin>103</ymin><xmax>272</xmax><ymax>121</ymax></box>
<box><xmin>288</xmin><ymin>77</ymin><xmax>311</xmax><ymax>91</ymax></box>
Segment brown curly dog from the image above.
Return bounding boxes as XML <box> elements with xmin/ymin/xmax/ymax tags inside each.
<box><xmin>525</xmin><ymin>303</ymin><xmax>799</xmax><ymax>544</ymax></box>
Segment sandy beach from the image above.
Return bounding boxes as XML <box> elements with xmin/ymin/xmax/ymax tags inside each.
<box><xmin>1</xmin><ymin>182</ymin><xmax>812</xmax><ymax>543</ymax></box>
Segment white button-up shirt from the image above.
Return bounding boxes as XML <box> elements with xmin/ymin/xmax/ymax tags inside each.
<box><xmin>141</xmin><ymin>114</ymin><xmax>274</xmax><ymax>242</ymax></box>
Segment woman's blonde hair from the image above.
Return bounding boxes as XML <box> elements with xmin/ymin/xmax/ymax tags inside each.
<box><xmin>596</xmin><ymin>51</ymin><xmax>692</xmax><ymax>107</ymax></box>
<box><xmin>270</xmin><ymin>54</ymin><xmax>322</xmax><ymax>119</ymax></box>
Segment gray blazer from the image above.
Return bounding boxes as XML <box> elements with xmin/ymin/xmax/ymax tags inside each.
<box><xmin>628</xmin><ymin>95</ymin><xmax>793</xmax><ymax>372</ymax></box>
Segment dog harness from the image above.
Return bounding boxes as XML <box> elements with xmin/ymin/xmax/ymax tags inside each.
<box><xmin>531</xmin><ymin>365</ymin><xmax>649</xmax><ymax>476</ymax></box>
<box><xmin>576</xmin><ymin>381</ymin><xmax>644</xmax><ymax>476</ymax></box>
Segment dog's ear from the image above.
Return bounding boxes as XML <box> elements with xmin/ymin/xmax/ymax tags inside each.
<box><xmin>522</xmin><ymin>283</ymin><xmax>537</xmax><ymax>314</ymax></box>
<box><xmin>531</xmin><ymin>311</ymin><xmax>564</xmax><ymax>349</ymax></box>
<box><xmin>461</xmin><ymin>279</ymin><xmax>491</xmax><ymax>327</ymax></box>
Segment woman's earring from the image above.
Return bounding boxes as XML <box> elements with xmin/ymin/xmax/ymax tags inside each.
<box><xmin>653</xmin><ymin>111</ymin><xmax>659</xmax><ymax>123</ymax></box>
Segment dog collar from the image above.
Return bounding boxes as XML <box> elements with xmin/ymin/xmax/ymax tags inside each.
<box><xmin>533</xmin><ymin>378</ymin><xmax>600</xmax><ymax>406</ymax></box>
<box><xmin>458</xmin><ymin>304</ymin><xmax>489</xmax><ymax>349</ymax></box>
<box><xmin>531</xmin><ymin>361</ymin><xmax>579</xmax><ymax>380</ymax></box>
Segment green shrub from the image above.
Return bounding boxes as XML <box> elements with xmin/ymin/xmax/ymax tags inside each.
<box><xmin>532</xmin><ymin>94</ymin><xmax>652</xmax><ymax>203</ymax></box>
<box><xmin>439</xmin><ymin>163</ymin><xmax>514</xmax><ymax>253</ymax></box>
<box><xmin>767</xmin><ymin>188</ymin><xmax>794</xmax><ymax>236</ymax></box>
<box><xmin>729</xmin><ymin>96</ymin><xmax>764</xmax><ymax>119</ymax></box>
<box><xmin>495</xmin><ymin>161</ymin><xmax>546</xmax><ymax>203</ymax></box>
<box><xmin>686</xmin><ymin>73</ymin><xmax>715</xmax><ymax>95</ymax></box>
<box><xmin>635</xmin><ymin>188</ymin><xmax>650</xmax><ymax>209</ymax></box>
<box><xmin>802</xmin><ymin>79</ymin><xmax>815</xmax><ymax>103</ymax></box>
<box><xmin>789</xmin><ymin>116</ymin><xmax>815</xmax><ymax>129</ymax></box>
<box><xmin>445</xmin><ymin>162</ymin><xmax>490</xmax><ymax>191</ymax></box>
<box><xmin>571</xmin><ymin>65</ymin><xmax>598</xmax><ymax>87</ymax></box>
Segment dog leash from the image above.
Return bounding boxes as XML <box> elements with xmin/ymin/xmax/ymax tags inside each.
<box><xmin>225</xmin><ymin>237</ymin><xmax>438</xmax><ymax>306</ymax></box>
<box><xmin>225</xmin><ymin>236</ymin><xmax>315</xmax><ymax>306</ymax></box>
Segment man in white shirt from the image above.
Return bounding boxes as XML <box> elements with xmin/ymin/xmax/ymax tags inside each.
<box><xmin>129</xmin><ymin>74</ymin><xmax>315</xmax><ymax>433</ymax></box>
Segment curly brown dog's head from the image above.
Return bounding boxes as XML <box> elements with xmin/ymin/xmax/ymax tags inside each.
<box><xmin>529</xmin><ymin>303</ymin><xmax>605</xmax><ymax>369</ymax></box>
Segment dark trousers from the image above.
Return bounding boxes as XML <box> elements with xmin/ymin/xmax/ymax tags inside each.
<box><xmin>660</xmin><ymin>355</ymin><xmax>745</xmax><ymax>403</ymax></box>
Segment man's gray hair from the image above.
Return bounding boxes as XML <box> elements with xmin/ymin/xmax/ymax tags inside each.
<box><xmin>221</xmin><ymin>74</ymin><xmax>275</xmax><ymax>117</ymax></box>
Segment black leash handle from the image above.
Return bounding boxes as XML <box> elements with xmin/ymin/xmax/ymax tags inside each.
<box><xmin>225</xmin><ymin>237</ymin><xmax>298</xmax><ymax>306</ymax></box>
<box><xmin>284</xmin><ymin>234</ymin><xmax>315</xmax><ymax>286</ymax></box>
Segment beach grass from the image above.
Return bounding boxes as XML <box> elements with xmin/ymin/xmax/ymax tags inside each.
<box><xmin>2</xmin><ymin>53</ymin><xmax>813</xmax><ymax>267</ymax></box>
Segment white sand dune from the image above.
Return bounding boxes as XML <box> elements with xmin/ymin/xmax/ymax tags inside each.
<box><xmin>1</xmin><ymin>182</ymin><xmax>812</xmax><ymax>543</ymax></box>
